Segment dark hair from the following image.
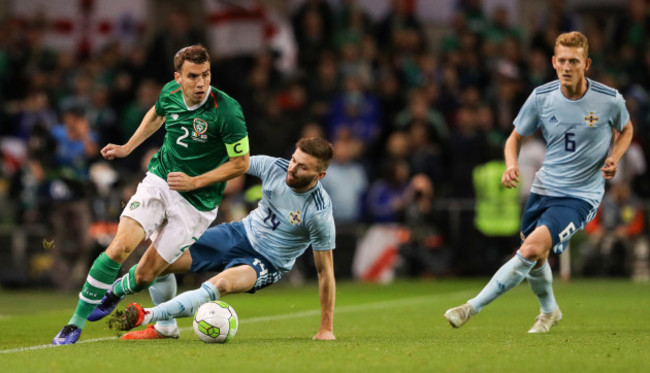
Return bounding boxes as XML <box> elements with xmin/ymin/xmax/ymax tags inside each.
<box><xmin>296</xmin><ymin>137</ymin><xmax>334</xmax><ymax>171</ymax></box>
<box><xmin>62</xmin><ymin>104</ymin><xmax>87</xmax><ymax>118</ymax></box>
<box><xmin>173</xmin><ymin>44</ymin><xmax>210</xmax><ymax>72</ymax></box>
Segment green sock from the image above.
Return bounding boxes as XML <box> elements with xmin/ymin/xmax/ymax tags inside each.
<box><xmin>69</xmin><ymin>252</ymin><xmax>121</xmax><ymax>328</ymax></box>
<box><xmin>113</xmin><ymin>264</ymin><xmax>157</xmax><ymax>298</ymax></box>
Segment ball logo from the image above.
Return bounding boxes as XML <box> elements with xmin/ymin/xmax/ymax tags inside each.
<box><xmin>193</xmin><ymin>118</ymin><xmax>208</xmax><ymax>135</ymax></box>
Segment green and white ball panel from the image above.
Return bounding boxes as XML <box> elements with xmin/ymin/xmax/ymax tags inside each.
<box><xmin>193</xmin><ymin>300</ymin><xmax>239</xmax><ymax>343</ymax></box>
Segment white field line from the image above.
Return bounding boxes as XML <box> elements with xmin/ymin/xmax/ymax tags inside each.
<box><xmin>0</xmin><ymin>290</ymin><xmax>472</xmax><ymax>354</ymax></box>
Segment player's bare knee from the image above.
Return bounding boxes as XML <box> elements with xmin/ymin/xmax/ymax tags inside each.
<box><xmin>212</xmin><ymin>277</ymin><xmax>233</xmax><ymax>296</ymax></box>
<box><xmin>519</xmin><ymin>242</ymin><xmax>544</xmax><ymax>261</ymax></box>
<box><xmin>134</xmin><ymin>271</ymin><xmax>155</xmax><ymax>287</ymax></box>
<box><xmin>105</xmin><ymin>239</ymin><xmax>135</xmax><ymax>262</ymax></box>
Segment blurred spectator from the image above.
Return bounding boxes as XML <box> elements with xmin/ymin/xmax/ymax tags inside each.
<box><xmin>472</xmin><ymin>160</ymin><xmax>521</xmax><ymax>274</ymax></box>
<box><xmin>338</xmin><ymin>41</ymin><xmax>373</xmax><ymax>86</ymax></box>
<box><xmin>611</xmin><ymin>0</ymin><xmax>650</xmax><ymax>59</ymax></box>
<box><xmin>47</xmin><ymin>105</ymin><xmax>98</xmax><ymax>290</ymax></box>
<box><xmin>240</xmin><ymin>51</ymin><xmax>283</xmax><ymax>125</ymax></box>
<box><xmin>276</xmin><ymin>76</ymin><xmax>312</xmax><ymax>133</ymax></box>
<box><xmin>405</xmin><ymin>120</ymin><xmax>445</xmax><ymax>185</ymax></box>
<box><xmin>488</xmin><ymin>65</ymin><xmax>526</xmax><ymax>135</ymax></box>
<box><xmin>458</xmin><ymin>0</ymin><xmax>488</xmax><ymax>35</ymax></box>
<box><xmin>145</xmin><ymin>6</ymin><xmax>206</xmax><ymax>83</ymax></box>
<box><xmin>366</xmin><ymin>158</ymin><xmax>410</xmax><ymax>223</ymax></box>
<box><xmin>334</xmin><ymin>0</ymin><xmax>374</xmax><ymax>50</ymax></box>
<box><xmin>394</xmin><ymin>88</ymin><xmax>449</xmax><ymax>144</ymax></box>
<box><xmin>292</xmin><ymin>0</ymin><xmax>334</xmax><ymax>73</ymax></box>
<box><xmin>539</xmin><ymin>0</ymin><xmax>577</xmax><ymax>33</ymax></box>
<box><xmin>375</xmin><ymin>67</ymin><xmax>405</xmax><ymax>137</ymax></box>
<box><xmin>7</xmin><ymin>17</ymin><xmax>58</xmax><ymax>100</ymax></box>
<box><xmin>398</xmin><ymin>173</ymin><xmax>450</xmax><ymax>276</ymax></box>
<box><xmin>444</xmin><ymin>106</ymin><xmax>489</xmax><ymax>198</ymax></box>
<box><xmin>609</xmin><ymin>141</ymin><xmax>646</xmax><ymax>188</ymax></box>
<box><xmin>10</xmin><ymin>122</ymin><xmax>56</xmax><ymax>224</ymax></box>
<box><xmin>306</xmin><ymin>51</ymin><xmax>340</xmax><ymax>123</ymax></box>
<box><xmin>249</xmin><ymin>98</ymin><xmax>294</xmax><ymax>158</ymax></box>
<box><xmin>117</xmin><ymin>79</ymin><xmax>163</xmax><ymax>171</ymax></box>
<box><xmin>327</xmin><ymin>75</ymin><xmax>381</xmax><ymax>147</ymax></box>
<box><xmin>582</xmin><ymin>183</ymin><xmax>645</xmax><ymax>277</ymax></box>
<box><xmin>12</xmin><ymin>91</ymin><xmax>58</xmax><ymax>140</ymax></box>
<box><xmin>376</xmin><ymin>0</ymin><xmax>426</xmax><ymax>55</ymax></box>
<box><xmin>525</xmin><ymin>48</ymin><xmax>553</xmax><ymax>89</ymax></box>
<box><xmin>321</xmin><ymin>131</ymin><xmax>367</xmax><ymax>223</ymax></box>
<box><xmin>482</xmin><ymin>6</ymin><xmax>521</xmax><ymax>46</ymax></box>
<box><xmin>87</xmin><ymin>84</ymin><xmax>119</xmax><ymax>145</ymax></box>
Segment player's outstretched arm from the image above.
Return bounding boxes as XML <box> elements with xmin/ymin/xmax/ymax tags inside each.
<box><xmin>169</xmin><ymin>153</ymin><xmax>250</xmax><ymax>192</ymax></box>
<box><xmin>101</xmin><ymin>106</ymin><xmax>165</xmax><ymax>160</ymax></box>
<box><xmin>312</xmin><ymin>250</ymin><xmax>336</xmax><ymax>341</ymax></box>
<box><xmin>601</xmin><ymin>120</ymin><xmax>634</xmax><ymax>179</ymax></box>
<box><xmin>502</xmin><ymin>129</ymin><xmax>524</xmax><ymax>188</ymax></box>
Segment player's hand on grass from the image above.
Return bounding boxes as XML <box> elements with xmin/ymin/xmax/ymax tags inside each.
<box><xmin>600</xmin><ymin>158</ymin><xmax>617</xmax><ymax>179</ymax></box>
<box><xmin>312</xmin><ymin>330</ymin><xmax>335</xmax><ymax>341</ymax></box>
<box><xmin>101</xmin><ymin>144</ymin><xmax>129</xmax><ymax>160</ymax></box>
<box><xmin>167</xmin><ymin>171</ymin><xmax>197</xmax><ymax>191</ymax></box>
<box><xmin>501</xmin><ymin>166</ymin><xmax>520</xmax><ymax>188</ymax></box>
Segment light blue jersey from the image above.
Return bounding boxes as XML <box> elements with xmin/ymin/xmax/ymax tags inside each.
<box><xmin>242</xmin><ymin>156</ymin><xmax>336</xmax><ymax>273</ymax></box>
<box><xmin>514</xmin><ymin>78</ymin><xmax>629</xmax><ymax>206</ymax></box>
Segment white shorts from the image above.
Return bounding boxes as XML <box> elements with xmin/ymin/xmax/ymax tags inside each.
<box><xmin>121</xmin><ymin>172</ymin><xmax>218</xmax><ymax>263</ymax></box>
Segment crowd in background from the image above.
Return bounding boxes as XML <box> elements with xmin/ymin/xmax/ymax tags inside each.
<box><xmin>1</xmin><ymin>0</ymin><xmax>649</xmax><ymax>288</ymax></box>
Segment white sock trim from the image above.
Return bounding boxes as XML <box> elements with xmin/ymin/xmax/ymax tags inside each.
<box><xmin>86</xmin><ymin>275</ymin><xmax>112</xmax><ymax>290</ymax></box>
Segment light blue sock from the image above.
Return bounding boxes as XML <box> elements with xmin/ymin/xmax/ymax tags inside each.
<box><xmin>148</xmin><ymin>274</ymin><xmax>178</xmax><ymax>328</ymax></box>
<box><xmin>526</xmin><ymin>261</ymin><xmax>558</xmax><ymax>313</ymax></box>
<box><xmin>468</xmin><ymin>252</ymin><xmax>536</xmax><ymax>313</ymax></box>
<box><xmin>145</xmin><ymin>281</ymin><xmax>220</xmax><ymax>323</ymax></box>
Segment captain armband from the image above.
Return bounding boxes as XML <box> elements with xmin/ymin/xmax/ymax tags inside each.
<box><xmin>226</xmin><ymin>136</ymin><xmax>250</xmax><ymax>157</ymax></box>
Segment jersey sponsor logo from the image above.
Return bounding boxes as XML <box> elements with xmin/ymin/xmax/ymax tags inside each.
<box><xmin>584</xmin><ymin>112</ymin><xmax>599</xmax><ymax>127</ymax></box>
<box><xmin>130</xmin><ymin>201</ymin><xmax>141</xmax><ymax>210</ymax></box>
<box><xmin>289</xmin><ymin>210</ymin><xmax>302</xmax><ymax>225</ymax></box>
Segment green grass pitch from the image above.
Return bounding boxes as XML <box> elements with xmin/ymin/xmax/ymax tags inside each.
<box><xmin>1</xmin><ymin>279</ymin><xmax>648</xmax><ymax>372</ymax></box>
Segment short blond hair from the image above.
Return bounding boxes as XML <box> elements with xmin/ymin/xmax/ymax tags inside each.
<box><xmin>555</xmin><ymin>31</ymin><xmax>589</xmax><ymax>57</ymax></box>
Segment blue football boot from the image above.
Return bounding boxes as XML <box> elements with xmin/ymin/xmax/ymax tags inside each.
<box><xmin>87</xmin><ymin>285</ymin><xmax>124</xmax><ymax>321</ymax></box>
<box><xmin>52</xmin><ymin>324</ymin><xmax>82</xmax><ymax>345</ymax></box>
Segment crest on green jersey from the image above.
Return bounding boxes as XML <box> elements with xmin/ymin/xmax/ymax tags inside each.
<box><xmin>193</xmin><ymin>118</ymin><xmax>208</xmax><ymax>134</ymax></box>
<box><xmin>130</xmin><ymin>202</ymin><xmax>141</xmax><ymax>210</ymax></box>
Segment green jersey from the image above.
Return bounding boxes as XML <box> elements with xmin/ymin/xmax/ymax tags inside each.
<box><xmin>149</xmin><ymin>80</ymin><xmax>249</xmax><ymax>211</ymax></box>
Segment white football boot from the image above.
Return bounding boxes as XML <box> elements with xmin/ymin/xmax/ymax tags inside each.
<box><xmin>528</xmin><ymin>307</ymin><xmax>562</xmax><ymax>333</ymax></box>
<box><xmin>444</xmin><ymin>303</ymin><xmax>475</xmax><ymax>328</ymax></box>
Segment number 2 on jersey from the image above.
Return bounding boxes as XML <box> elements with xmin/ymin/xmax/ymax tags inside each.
<box><xmin>176</xmin><ymin>127</ymin><xmax>189</xmax><ymax>148</ymax></box>
<box><xmin>564</xmin><ymin>132</ymin><xmax>575</xmax><ymax>152</ymax></box>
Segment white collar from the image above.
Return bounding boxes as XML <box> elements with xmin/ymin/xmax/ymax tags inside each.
<box><xmin>183</xmin><ymin>90</ymin><xmax>211</xmax><ymax>111</ymax></box>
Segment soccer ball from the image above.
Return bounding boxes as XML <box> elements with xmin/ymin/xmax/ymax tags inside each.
<box><xmin>193</xmin><ymin>300</ymin><xmax>239</xmax><ymax>343</ymax></box>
